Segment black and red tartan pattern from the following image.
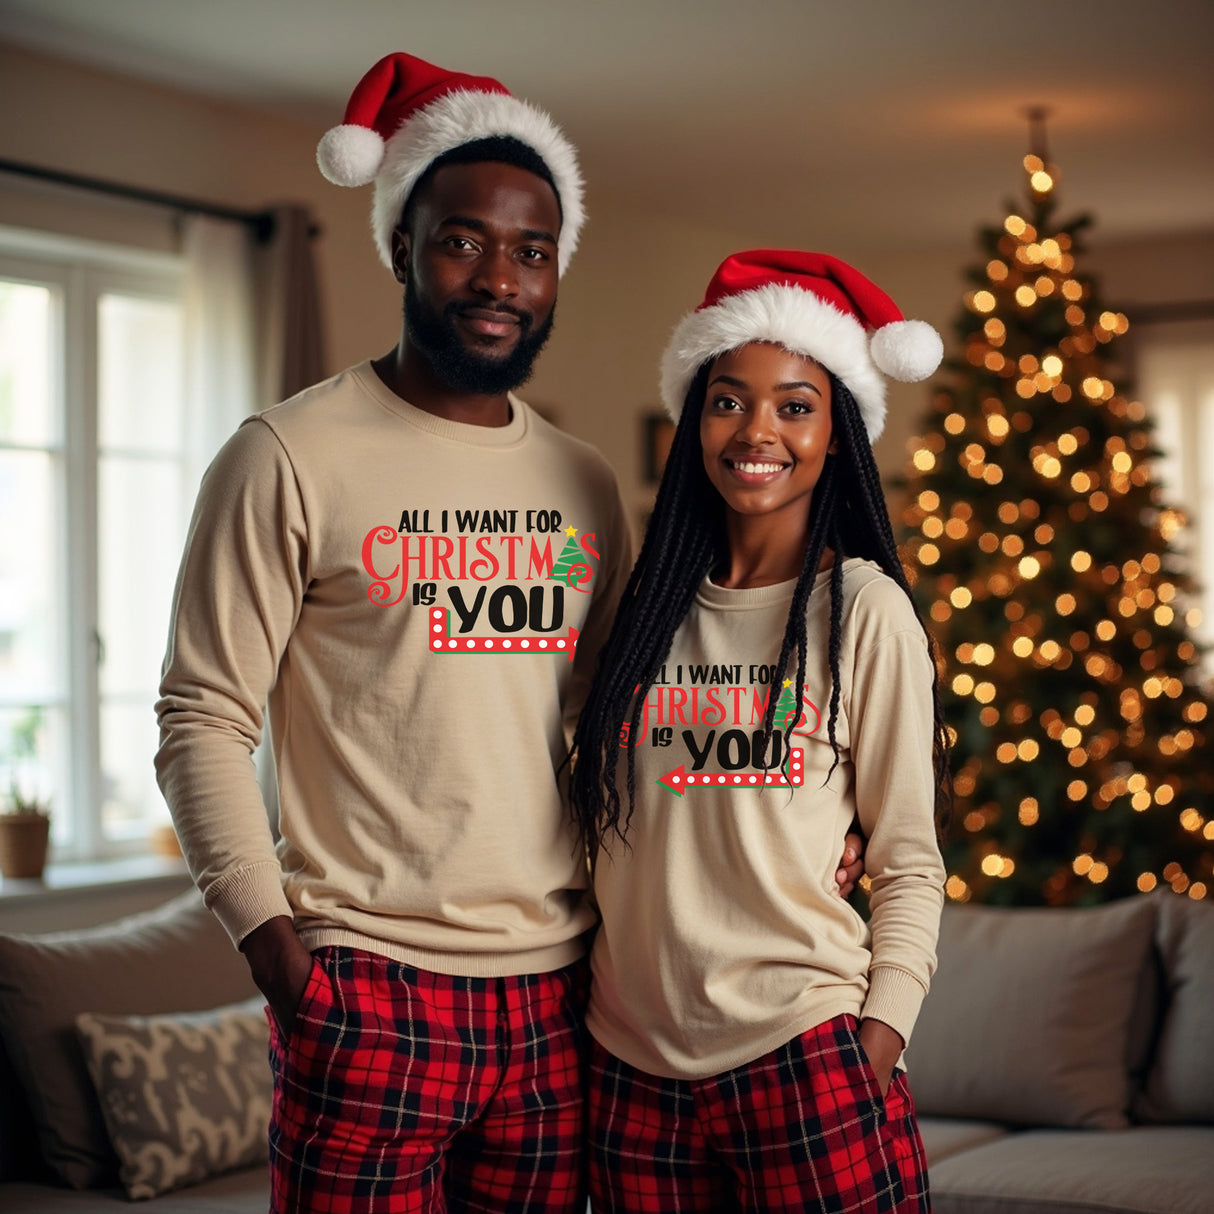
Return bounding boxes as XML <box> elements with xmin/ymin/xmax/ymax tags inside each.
<box><xmin>587</xmin><ymin>1014</ymin><xmax>931</xmax><ymax>1213</ymax></box>
<box><xmin>266</xmin><ymin>947</ymin><xmax>589</xmax><ymax>1213</ymax></box>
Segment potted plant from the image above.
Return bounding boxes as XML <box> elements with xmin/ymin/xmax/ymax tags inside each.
<box><xmin>0</xmin><ymin>782</ymin><xmax>52</xmax><ymax>880</ymax></box>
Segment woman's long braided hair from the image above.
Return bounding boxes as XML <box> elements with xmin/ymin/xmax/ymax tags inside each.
<box><xmin>567</xmin><ymin>356</ymin><xmax>952</xmax><ymax>857</ymax></box>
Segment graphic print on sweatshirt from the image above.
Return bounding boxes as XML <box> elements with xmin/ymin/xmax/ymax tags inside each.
<box><xmin>625</xmin><ymin>663</ymin><xmax>823</xmax><ymax>797</ymax></box>
<box><xmin>361</xmin><ymin>506</ymin><xmax>601</xmax><ymax>661</ymax></box>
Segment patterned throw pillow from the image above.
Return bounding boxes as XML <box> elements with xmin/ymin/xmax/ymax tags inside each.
<box><xmin>75</xmin><ymin>997</ymin><xmax>271</xmax><ymax>1200</ymax></box>
<box><xmin>0</xmin><ymin>890</ymin><xmax>259</xmax><ymax>1190</ymax></box>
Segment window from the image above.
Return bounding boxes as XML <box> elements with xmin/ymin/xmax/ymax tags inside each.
<box><xmin>0</xmin><ymin>228</ymin><xmax>189</xmax><ymax>860</ymax></box>
<box><xmin>1137</xmin><ymin>318</ymin><xmax>1214</xmax><ymax>674</ymax></box>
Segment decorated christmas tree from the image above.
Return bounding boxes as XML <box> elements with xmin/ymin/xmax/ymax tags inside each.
<box><xmin>899</xmin><ymin>122</ymin><xmax>1213</xmax><ymax>907</ymax></box>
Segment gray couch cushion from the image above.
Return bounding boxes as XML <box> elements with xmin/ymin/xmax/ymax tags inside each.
<box><xmin>1123</xmin><ymin>932</ymin><xmax>1164</xmax><ymax>1091</ymax></box>
<box><xmin>928</xmin><ymin>1125</ymin><xmax>1214</xmax><ymax>1214</ymax></box>
<box><xmin>0</xmin><ymin>1163</ymin><xmax>267</xmax><ymax>1212</ymax></box>
<box><xmin>905</xmin><ymin>897</ymin><xmax>1157</xmax><ymax>1129</ymax></box>
<box><xmin>0</xmin><ymin>891</ymin><xmax>257</xmax><ymax>1190</ymax></box>
<box><xmin>916</xmin><ymin>1117</ymin><xmax>1010</xmax><ymax>1165</ymax></box>
<box><xmin>1135</xmin><ymin>891</ymin><xmax>1214</xmax><ymax>1123</ymax></box>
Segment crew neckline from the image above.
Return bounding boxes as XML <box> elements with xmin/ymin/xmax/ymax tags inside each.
<box><xmin>697</xmin><ymin>556</ymin><xmax>865</xmax><ymax>609</ymax></box>
<box><xmin>352</xmin><ymin>360</ymin><xmax>530</xmax><ymax>448</ymax></box>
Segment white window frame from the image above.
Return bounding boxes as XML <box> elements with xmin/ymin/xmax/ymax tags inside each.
<box><xmin>1</xmin><ymin>225</ymin><xmax>186</xmax><ymax>862</ymax></box>
<box><xmin>1135</xmin><ymin>314</ymin><xmax>1214</xmax><ymax>676</ymax></box>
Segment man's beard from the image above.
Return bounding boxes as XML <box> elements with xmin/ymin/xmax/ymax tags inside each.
<box><xmin>404</xmin><ymin>277</ymin><xmax>555</xmax><ymax>396</ymax></box>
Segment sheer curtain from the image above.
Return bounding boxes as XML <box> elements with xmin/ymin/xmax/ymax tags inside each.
<box><xmin>182</xmin><ymin>203</ymin><xmax>328</xmax><ymax>436</ymax></box>
<box><xmin>181</xmin><ymin>214</ymin><xmax>257</xmax><ymax>484</ymax></box>
<box><xmin>179</xmin><ymin>207</ymin><xmax>328</xmax><ymax>830</ymax></box>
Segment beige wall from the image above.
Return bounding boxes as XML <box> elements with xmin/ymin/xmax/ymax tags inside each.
<box><xmin>0</xmin><ymin>42</ymin><xmax>398</xmax><ymax>379</ymax></box>
<box><xmin>2</xmin><ymin>39</ymin><xmax>1210</xmax><ymax>524</ymax></box>
<box><xmin>2</xmin><ymin>40</ymin><xmax>1210</xmax><ymax>931</ymax></box>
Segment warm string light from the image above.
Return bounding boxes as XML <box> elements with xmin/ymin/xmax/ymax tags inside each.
<box><xmin>1024</xmin><ymin>152</ymin><xmax>1055</xmax><ymax>195</ymax></box>
<box><xmin>945</xmin><ymin>875</ymin><xmax>971</xmax><ymax>902</ymax></box>
<box><xmin>903</xmin><ymin>129</ymin><xmax>1213</xmax><ymax>904</ymax></box>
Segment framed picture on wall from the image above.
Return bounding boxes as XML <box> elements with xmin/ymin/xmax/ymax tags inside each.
<box><xmin>641</xmin><ymin>411</ymin><xmax>675</xmax><ymax>484</ymax></box>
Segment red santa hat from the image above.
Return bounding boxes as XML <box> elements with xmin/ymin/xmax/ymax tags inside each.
<box><xmin>317</xmin><ymin>52</ymin><xmax>585</xmax><ymax>277</ymax></box>
<box><xmin>660</xmin><ymin>250</ymin><xmax>943</xmax><ymax>441</ymax></box>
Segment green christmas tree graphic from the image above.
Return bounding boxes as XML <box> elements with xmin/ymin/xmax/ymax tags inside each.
<box><xmin>550</xmin><ymin>527</ymin><xmax>592</xmax><ymax>589</ymax></box>
<box><xmin>775</xmin><ymin>678</ymin><xmax>802</xmax><ymax>730</ymax></box>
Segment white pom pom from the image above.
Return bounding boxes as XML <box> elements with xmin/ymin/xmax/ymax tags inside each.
<box><xmin>870</xmin><ymin>319</ymin><xmax>943</xmax><ymax>382</ymax></box>
<box><xmin>316</xmin><ymin>124</ymin><xmax>385</xmax><ymax>187</ymax></box>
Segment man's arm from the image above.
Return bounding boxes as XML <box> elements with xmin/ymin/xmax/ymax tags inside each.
<box><xmin>156</xmin><ymin>420</ymin><xmax>307</xmax><ymax>961</ymax></box>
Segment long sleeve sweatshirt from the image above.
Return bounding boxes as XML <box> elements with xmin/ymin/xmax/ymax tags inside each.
<box><xmin>588</xmin><ymin>559</ymin><xmax>945</xmax><ymax>1078</ymax></box>
<box><xmin>156</xmin><ymin>361</ymin><xmax>631</xmax><ymax>976</ymax></box>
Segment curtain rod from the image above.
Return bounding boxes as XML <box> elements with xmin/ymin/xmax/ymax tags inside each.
<box><xmin>0</xmin><ymin>156</ymin><xmax>277</xmax><ymax>242</ymax></box>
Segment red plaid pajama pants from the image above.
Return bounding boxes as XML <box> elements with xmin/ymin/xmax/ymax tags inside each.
<box><xmin>266</xmin><ymin>947</ymin><xmax>589</xmax><ymax>1213</ymax></box>
<box><xmin>588</xmin><ymin>1014</ymin><xmax>931</xmax><ymax>1213</ymax></box>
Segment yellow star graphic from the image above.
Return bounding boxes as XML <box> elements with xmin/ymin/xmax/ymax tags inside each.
<box><xmin>564</xmin><ymin>525</ymin><xmax>578</xmax><ymax>537</ymax></box>
<box><xmin>783</xmin><ymin>678</ymin><xmax>793</xmax><ymax>688</ymax></box>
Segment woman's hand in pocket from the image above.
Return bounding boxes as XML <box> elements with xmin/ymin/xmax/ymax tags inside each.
<box><xmin>858</xmin><ymin>1017</ymin><xmax>904</xmax><ymax>1099</ymax></box>
<box><xmin>240</xmin><ymin>915</ymin><xmax>315</xmax><ymax>1037</ymax></box>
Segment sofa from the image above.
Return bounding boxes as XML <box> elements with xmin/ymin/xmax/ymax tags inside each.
<box><xmin>908</xmin><ymin>890</ymin><xmax>1214</xmax><ymax>1214</ymax></box>
<box><xmin>0</xmin><ymin>891</ymin><xmax>268</xmax><ymax>1211</ymax></box>
<box><xmin>0</xmin><ymin>888</ymin><xmax>1210</xmax><ymax>1212</ymax></box>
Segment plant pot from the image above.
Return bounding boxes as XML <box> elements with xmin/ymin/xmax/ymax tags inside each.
<box><xmin>0</xmin><ymin>813</ymin><xmax>51</xmax><ymax>880</ymax></box>
<box><xmin>149</xmin><ymin>822</ymin><xmax>183</xmax><ymax>858</ymax></box>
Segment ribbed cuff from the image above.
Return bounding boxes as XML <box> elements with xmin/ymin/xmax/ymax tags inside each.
<box><xmin>861</xmin><ymin>964</ymin><xmax>929</xmax><ymax>1047</ymax></box>
<box><xmin>204</xmin><ymin>862</ymin><xmax>294</xmax><ymax>949</ymax></box>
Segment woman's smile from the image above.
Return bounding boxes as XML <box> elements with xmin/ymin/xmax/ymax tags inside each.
<box><xmin>723</xmin><ymin>457</ymin><xmax>791</xmax><ymax>483</ymax></box>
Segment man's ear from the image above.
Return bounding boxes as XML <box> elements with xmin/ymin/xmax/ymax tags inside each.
<box><xmin>390</xmin><ymin>227</ymin><xmax>410</xmax><ymax>286</ymax></box>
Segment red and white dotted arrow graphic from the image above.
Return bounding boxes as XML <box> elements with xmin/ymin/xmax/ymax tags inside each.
<box><xmin>656</xmin><ymin>749</ymin><xmax>805</xmax><ymax>797</ymax></box>
<box><xmin>428</xmin><ymin>607</ymin><xmax>580</xmax><ymax>662</ymax></box>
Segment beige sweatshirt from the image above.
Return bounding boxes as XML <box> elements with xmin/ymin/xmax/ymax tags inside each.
<box><xmin>156</xmin><ymin>361</ymin><xmax>630</xmax><ymax>976</ymax></box>
<box><xmin>587</xmin><ymin>558</ymin><xmax>945</xmax><ymax>1078</ymax></box>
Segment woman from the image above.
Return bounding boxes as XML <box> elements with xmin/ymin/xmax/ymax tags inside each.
<box><xmin>569</xmin><ymin>250</ymin><xmax>952</xmax><ymax>1213</ymax></box>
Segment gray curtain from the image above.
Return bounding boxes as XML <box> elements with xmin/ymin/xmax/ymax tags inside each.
<box><xmin>255</xmin><ymin>204</ymin><xmax>327</xmax><ymax>408</ymax></box>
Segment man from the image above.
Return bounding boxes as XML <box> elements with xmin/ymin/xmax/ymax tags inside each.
<box><xmin>157</xmin><ymin>51</ymin><xmax>862</xmax><ymax>1214</ymax></box>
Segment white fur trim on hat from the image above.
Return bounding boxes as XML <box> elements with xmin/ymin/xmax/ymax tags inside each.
<box><xmin>370</xmin><ymin>88</ymin><xmax>585</xmax><ymax>277</ymax></box>
<box><xmin>660</xmin><ymin>284</ymin><xmax>889</xmax><ymax>442</ymax></box>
